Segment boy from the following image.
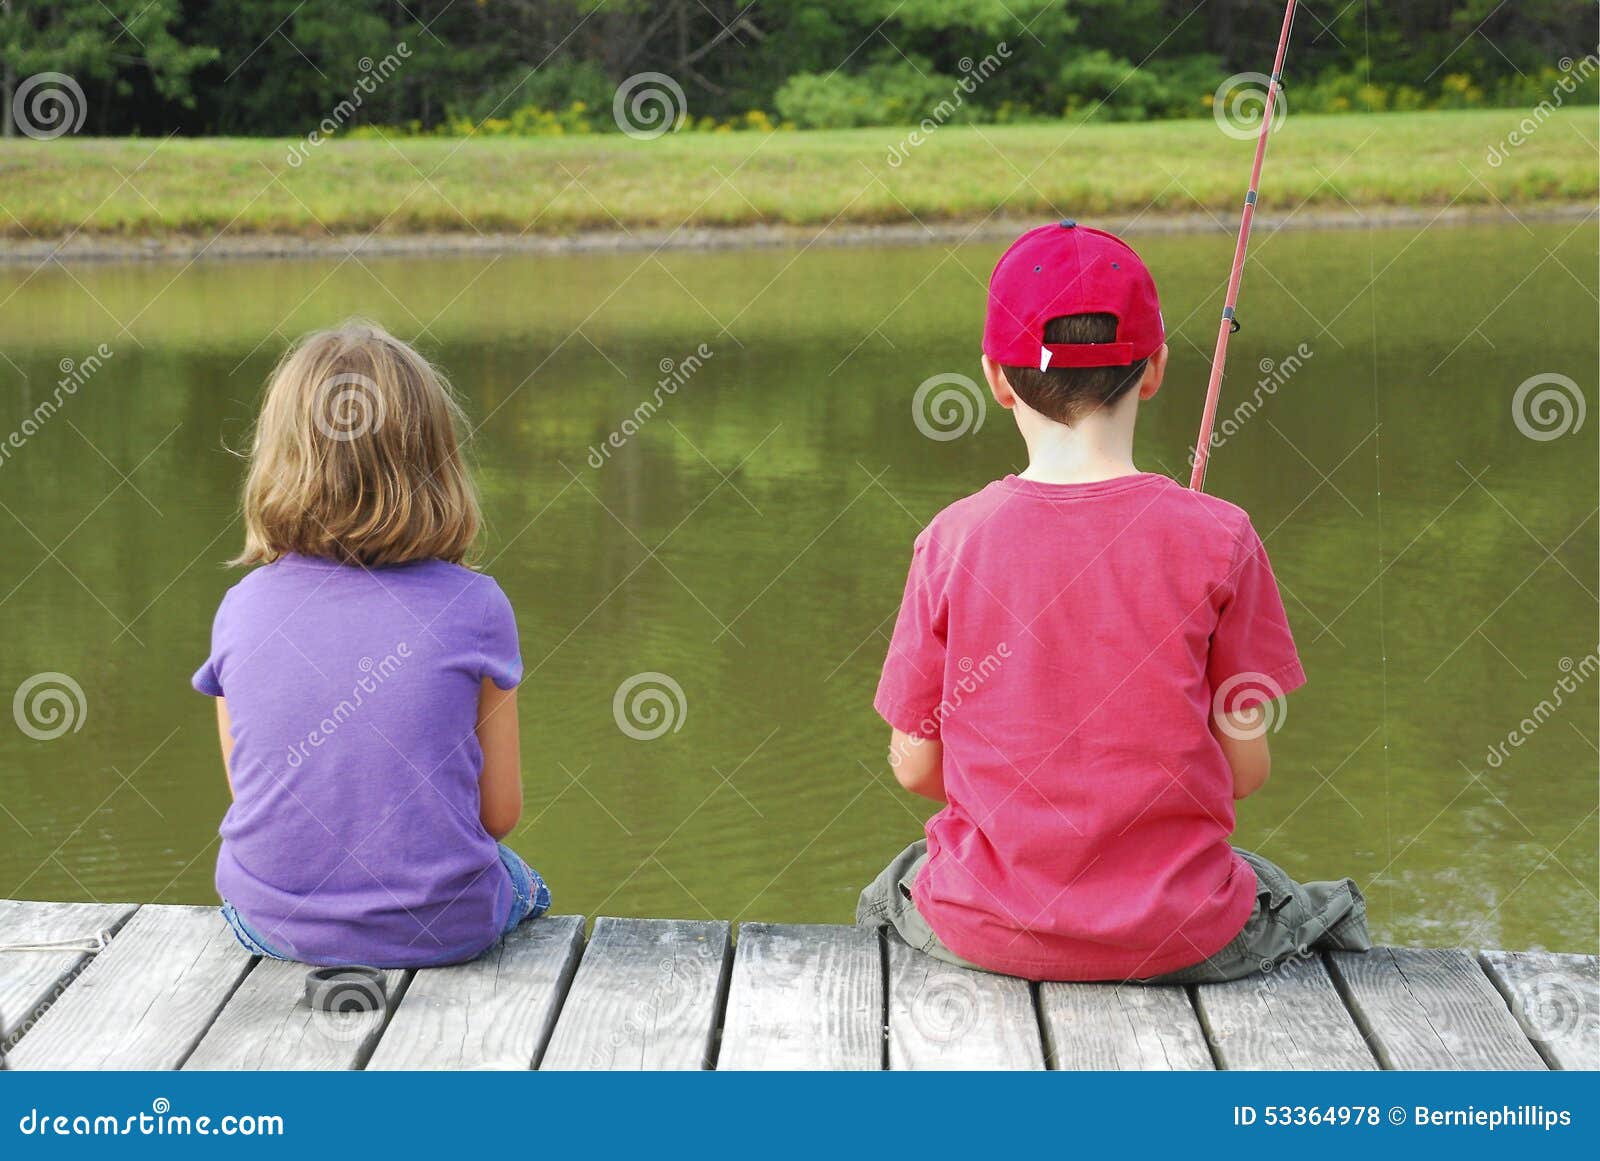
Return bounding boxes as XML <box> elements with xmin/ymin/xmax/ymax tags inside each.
<box><xmin>857</xmin><ymin>222</ymin><xmax>1369</xmax><ymax>983</ymax></box>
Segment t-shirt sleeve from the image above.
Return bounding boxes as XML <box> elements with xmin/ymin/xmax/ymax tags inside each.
<box><xmin>1207</xmin><ymin>516</ymin><xmax>1306</xmax><ymax>710</ymax></box>
<box><xmin>873</xmin><ymin>531</ymin><xmax>947</xmax><ymax>738</ymax></box>
<box><xmin>477</xmin><ymin>578</ymin><xmax>523</xmax><ymax>690</ymax></box>
<box><xmin>191</xmin><ymin>590</ymin><xmax>232</xmax><ymax>698</ymax></box>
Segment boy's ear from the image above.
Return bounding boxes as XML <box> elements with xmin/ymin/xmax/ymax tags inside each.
<box><xmin>1138</xmin><ymin>343</ymin><xmax>1169</xmax><ymax>401</ymax></box>
<box><xmin>981</xmin><ymin>355</ymin><xmax>1017</xmax><ymax>409</ymax></box>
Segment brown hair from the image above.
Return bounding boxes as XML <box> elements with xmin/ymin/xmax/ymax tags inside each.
<box><xmin>231</xmin><ymin>320</ymin><xmax>481</xmax><ymax>568</ymax></box>
<box><xmin>1000</xmin><ymin>313</ymin><xmax>1150</xmax><ymax>425</ymax></box>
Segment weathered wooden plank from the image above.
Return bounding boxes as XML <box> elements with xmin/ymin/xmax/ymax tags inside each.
<box><xmin>1040</xmin><ymin>982</ymin><xmax>1214</xmax><ymax>1070</ymax></box>
<box><xmin>541</xmin><ymin>917</ymin><xmax>730</xmax><ymax>1070</ymax></box>
<box><xmin>5</xmin><ymin>904</ymin><xmax>253</xmax><ymax>1070</ymax></box>
<box><xmin>0</xmin><ymin>899</ymin><xmax>137</xmax><ymax>1051</ymax></box>
<box><xmin>1479</xmin><ymin>950</ymin><xmax>1600</xmax><ymax>1070</ymax></box>
<box><xmin>1194</xmin><ymin>955</ymin><xmax>1373</xmax><ymax>1070</ymax></box>
<box><xmin>183</xmin><ymin>961</ymin><xmax>408</xmax><ymax>1071</ymax></box>
<box><xmin>366</xmin><ymin>915</ymin><xmax>585</xmax><ymax>1070</ymax></box>
<box><xmin>719</xmin><ymin>923</ymin><xmax>882</xmax><ymax>1070</ymax></box>
<box><xmin>886</xmin><ymin>938</ymin><xmax>1044</xmax><ymax>1070</ymax></box>
<box><xmin>1328</xmin><ymin>947</ymin><xmax>1545</xmax><ymax>1070</ymax></box>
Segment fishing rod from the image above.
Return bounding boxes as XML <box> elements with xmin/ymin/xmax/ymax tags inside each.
<box><xmin>1188</xmin><ymin>0</ymin><xmax>1299</xmax><ymax>492</ymax></box>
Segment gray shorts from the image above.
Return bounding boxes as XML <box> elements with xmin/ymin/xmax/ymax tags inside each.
<box><xmin>856</xmin><ymin>839</ymin><xmax>1371</xmax><ymax>984</ymax></box>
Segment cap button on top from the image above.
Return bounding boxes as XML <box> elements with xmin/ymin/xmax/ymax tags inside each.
<box><xmin>1059</xmin><ymin>219</ymin><xmax>1077</xmax><ymax>228</ymax></box>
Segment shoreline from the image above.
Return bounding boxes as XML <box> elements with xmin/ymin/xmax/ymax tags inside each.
<box><xmin>4</xmin><ymin>202</ymin><xmax>1592</xmax><ymax>267</ymax></box>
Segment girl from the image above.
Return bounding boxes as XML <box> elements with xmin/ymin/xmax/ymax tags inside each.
<box><xmin>193</xmin><ymin>320</ymin><xmax>548</xmax><ymax>968</ymax></box>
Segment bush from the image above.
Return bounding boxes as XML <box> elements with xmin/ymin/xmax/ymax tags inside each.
<box><xmin>775</xmin><ymin>61</ymin><xmax>972</xmax><ymax>129</ymax></box>
<box><xmin>1058</xmin><ymin>50</ymin><xmax>1171</xmax><ymax>121</ymax></box>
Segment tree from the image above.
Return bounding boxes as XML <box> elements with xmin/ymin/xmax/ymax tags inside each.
<box><xmin>0</xmin><ymin>0</ymin><xmax>214</xmax><ymax>137</ymax></box>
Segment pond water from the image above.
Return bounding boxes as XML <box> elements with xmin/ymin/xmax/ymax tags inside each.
<box><xmin>0</xmin><ymin>217</ymin><xmax>1595</xmax><ymax>953</ymax></box>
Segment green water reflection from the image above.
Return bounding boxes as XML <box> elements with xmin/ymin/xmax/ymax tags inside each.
<box><xmin>0</xmin><ymin>219</ymin><xmax>1595</xmax><ymax>952</ymax></box>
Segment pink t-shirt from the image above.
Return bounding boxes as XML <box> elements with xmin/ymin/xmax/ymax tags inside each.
<box><xmin>874</xmin><ymin>472</ymin><xmax>1305</xmax><ymax>980</ymax></box>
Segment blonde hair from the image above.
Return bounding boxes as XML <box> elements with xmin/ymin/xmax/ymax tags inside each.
<box><xmin>232</xmin><ymin>320</ymin><xmax>481</xmax><ymax>568</ymax></box>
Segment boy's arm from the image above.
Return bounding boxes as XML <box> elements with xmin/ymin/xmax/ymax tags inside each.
<box><xmin>477</xmin><ymin>678</ymin><xmax>523</xmax><ymax>840</ymax></box>
<box><xmin>889</xmin><ymin>728</ymin><xmax>947</xmax><ymax>803</ymax></box>
<box><xmin>1212</xmin><ymin>710</ymin><xmax>1272</xmax><ymax>799</ymax></box>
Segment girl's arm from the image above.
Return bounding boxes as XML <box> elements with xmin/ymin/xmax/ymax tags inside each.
<box><xmin>477</xmin><ymin>678</ymin><xmax>523</xmax><ymax>840</ymax></box>
<box><xmin>215</xmin><ymin>697</ymin><xmax>235</xmax><ymax>797</ymax></box>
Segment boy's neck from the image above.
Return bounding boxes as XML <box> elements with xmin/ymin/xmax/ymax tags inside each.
<box><xmin>1015</xmin><ymin>401</ymin><xmax>1141</xmax><ymax>485</ymax></box>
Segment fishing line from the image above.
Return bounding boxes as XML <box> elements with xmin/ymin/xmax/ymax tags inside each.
<box><xmin>1189</xmin><ymin>0</ymin><xmax>1300</xmax><ymax>492</ymax></box>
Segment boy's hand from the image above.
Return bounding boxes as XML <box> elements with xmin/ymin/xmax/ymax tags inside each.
<box><xmin>888</xmin><ymin>728</ymin><xmax>947</xmax><ymax>803</ymax></box>
<box><xmin>1211</xmin><ymin>709</ymin><xmax>1272</xmax><ymax>800</ymax></box>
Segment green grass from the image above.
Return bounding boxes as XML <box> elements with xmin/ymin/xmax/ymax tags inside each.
<box><xmin>0</xmin><ymin>109</ymin><xmax>1593</xmax><ymax>239</ymax></box>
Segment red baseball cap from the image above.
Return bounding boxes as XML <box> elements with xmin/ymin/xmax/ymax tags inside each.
<box><xmin>983</xmin><ymin>221</ymin><xmax>1164</xmax><ymax>371</ymax></box>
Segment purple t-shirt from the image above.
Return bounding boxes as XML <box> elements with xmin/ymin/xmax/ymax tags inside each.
<box><xmin>193</xmin><ymin>553</ymin><xmax>522</xmax><ymax>967</ymax></box>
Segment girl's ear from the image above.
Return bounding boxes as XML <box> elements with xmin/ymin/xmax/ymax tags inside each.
<box><xmin>981</xmin><ymin>354</ymin><xmax>1017</xmax><ymax>409</ymax></box>
<box><xmin>1138</xmin><ymin>343</ymin><xmax>1169</xmax><ymax>400</ymax></box>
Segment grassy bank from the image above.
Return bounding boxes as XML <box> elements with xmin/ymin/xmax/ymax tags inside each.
<box><xmin>0</xmin><ymin>109</ymin><xmax>1592</xmax><ymax>239</ymax></box>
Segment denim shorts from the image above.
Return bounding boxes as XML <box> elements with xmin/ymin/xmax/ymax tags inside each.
<box><xmin>497</xmin><ymin>843</ymin><xmax>552</xmax><ymax>936</ymax></box>
<box><xmin>220</xmin><ymin>843</ymin><xmax>550</xmax><ymax>962</ymax></box>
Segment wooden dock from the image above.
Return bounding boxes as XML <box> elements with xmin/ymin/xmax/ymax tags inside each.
<box><xmin>1</xmin><ymin>900</ymin><xmax>1595</xmax><ymax>1070</ymax></box>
